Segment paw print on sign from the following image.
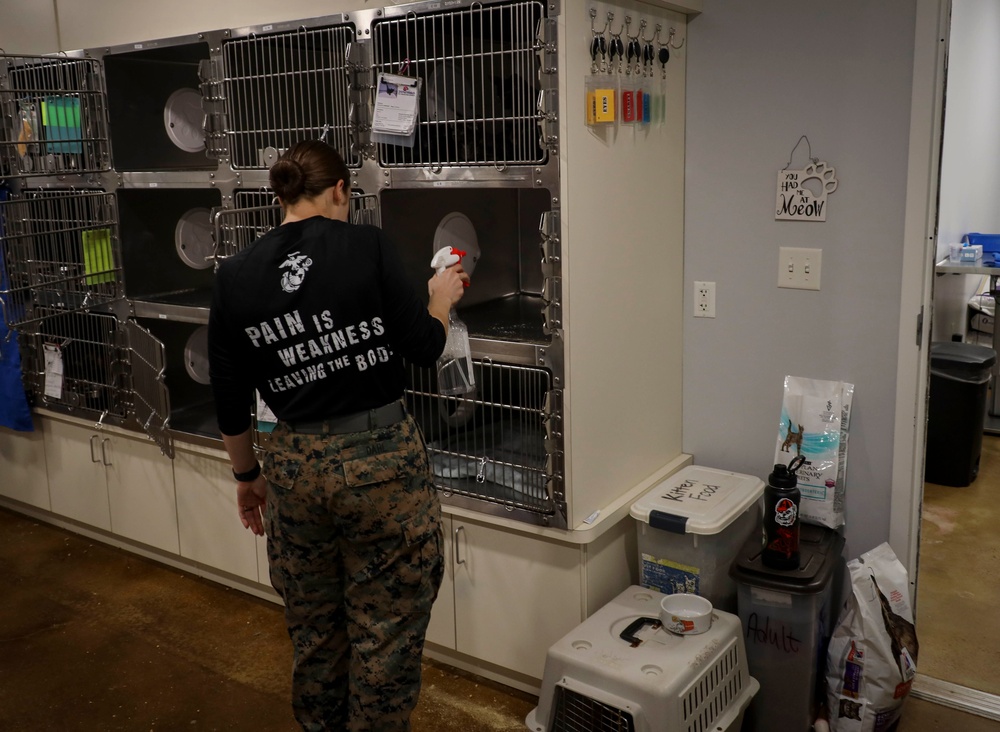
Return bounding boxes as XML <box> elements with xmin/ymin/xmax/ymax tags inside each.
<box><xmin>800</xmin><ymin>161</ymin><xmax>838</xmax><ymax>199</ymax></box>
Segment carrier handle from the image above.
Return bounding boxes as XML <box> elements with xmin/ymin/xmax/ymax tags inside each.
<box><xmin>619</xmin><ymin>616</ymin><xmax>661</xmax><ymax>647</ymax></box>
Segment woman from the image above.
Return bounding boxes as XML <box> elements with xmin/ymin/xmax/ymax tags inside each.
<box><xmin>208</xmin><ymin>139</ymin><xmax>467</xmax><ymax>731</ymax></box>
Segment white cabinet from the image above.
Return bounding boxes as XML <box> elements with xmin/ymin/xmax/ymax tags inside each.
<box><xmin>42</xmin><ymin>416</ymin><xmax>177</xmax><ymax>552</ymax></box>
<box><xmin>426</xmin><ymin>516</ymin><xmax>457</xmax><ymax>650</ymax></box>
<box><xmin>174</xmin><ymin>446</ymin><xmax>260</xmax><ymax>583</ymax></box>
<box><xmin>106</xmin><ymin>433</ymin><xmax>177</xmax><ymax>553</ymax></box>
<box><xmin>0</xmin><ymin>420</ymin><xmax>49</xmax><ymax>509</ymax></box>
<box><xmin>44</xmin><ymin>418</ymin><xmax>114</xmax><ymax>530</ymax></box>
<box><xmin>427</xmin><ymin>512</ymin><xmax>638</xmax><ymax>682</ymax></box>
<box><xmin>453</xmin><ymin>518</ymin><xmax>582</xmax><ymax>679</ymax></box>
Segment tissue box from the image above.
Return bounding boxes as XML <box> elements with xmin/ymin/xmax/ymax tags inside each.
<box><xmin>960</xmin><ymin>244</ymin><xmax>983</xmax><ymax>262</ymax></box>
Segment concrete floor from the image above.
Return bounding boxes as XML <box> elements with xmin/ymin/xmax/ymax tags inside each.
<box><xmin>0</xmin><ymin>504</ymin><xmax>997</xmax><ymax>732</ymax></box>
<box><xmin>917</xmin><ymin>434</ymin><xmax>1000</xmax><ymax>696</ymax></box>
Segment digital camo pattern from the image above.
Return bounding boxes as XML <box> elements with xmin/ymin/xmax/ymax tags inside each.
<box><xmin>262</xmin><ymin>414</ymin><xmax>444</xmax><ymax>731</ymax></box>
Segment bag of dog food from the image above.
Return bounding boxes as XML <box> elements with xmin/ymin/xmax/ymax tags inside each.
<box><xmin>826</xmin><ymin>543</ymin><xmax>918</xmax><ymax>732</ymax></box>
<box><xmin>774</xmin><ymin>376</ymin><xmax>854</xmax><ymax>528</ymax></box>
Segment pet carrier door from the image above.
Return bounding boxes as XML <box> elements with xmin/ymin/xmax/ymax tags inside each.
<box><xmin>220</xmin><ymin>16</ymin><xmax>358</xmax><ymax>170</ymax></box>
<box><xmin>0</xmin><ymin>189</ymin><xmax>122</xmax><ymax>330</ymax></box>
<box><xmin>0</xmin><ymin>53</ymin><xmax>111</xmax><ymax>178</ymax></box>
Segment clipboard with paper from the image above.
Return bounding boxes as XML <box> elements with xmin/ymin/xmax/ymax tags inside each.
<box><xmin>371</xmin><ymin>73</ymin><xmax>421</xmax><ymax>147</ymax></box>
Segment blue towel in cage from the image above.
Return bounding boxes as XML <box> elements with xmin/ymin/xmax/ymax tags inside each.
<box><xmin>0</xmin><ymin>188</ymin><xmax>34</xmax><ymax>432</ymax></box>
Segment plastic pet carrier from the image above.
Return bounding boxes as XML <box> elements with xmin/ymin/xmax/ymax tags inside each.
<box><xmin>526</xmin><ymin>585</ymin><xmax>759</xmax><ymax>732</ymax></box>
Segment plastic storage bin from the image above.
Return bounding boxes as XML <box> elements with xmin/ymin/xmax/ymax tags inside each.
<box><xmin>729</xmin><ymin>524</ymin><xmax>845</xmax><ymax>732</ymax></box>
<box><xmin>525</xmin><ymin>585</ymin><xmax>759</xmax><ymax>732</ymax></box>
<box><xmin>630</xmin><ymin>465</ymin><xmax>764</xmax><ymax>612</ymax></box>
<box><xmin>924</xmin><ymin>341</ymin><xmax>996</xmax><ymax>487</ymax></box>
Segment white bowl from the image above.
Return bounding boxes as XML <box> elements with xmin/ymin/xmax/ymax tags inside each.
<box><xmin>659</xmin><ymin>593</ymin><xmax>713</xmax><ymax>635</ymax></box>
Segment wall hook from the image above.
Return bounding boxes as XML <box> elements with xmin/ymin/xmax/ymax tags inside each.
<box><xmin>668</xmin><ymin>27</ymin><xmax>686</xmax><ymax>50</ymax></box>
<box><xmin>590</xmin><ymin>8</ymin><xmax>609</xmax><ymax>35</ymax></box>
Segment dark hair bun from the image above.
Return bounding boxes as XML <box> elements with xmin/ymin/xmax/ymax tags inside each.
<box><xmin>269</xmin><ymin>158</ymin><xmax>307</xmax><ymax>202</ymax></box>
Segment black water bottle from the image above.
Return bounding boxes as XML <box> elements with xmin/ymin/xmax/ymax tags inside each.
<box><xmin>762</xmin><ymin>456</ymin><xmax>805</xmax><ymax>570</ymax></box>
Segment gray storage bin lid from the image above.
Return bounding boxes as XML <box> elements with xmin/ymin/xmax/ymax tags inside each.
<box><xmin>729</xmin><ymin>524</ymin><xmax>845</xmax><ymax>594</ymax></box>
<box><xmin>930</xmin><ymin>342</ymin><xmax>996</xmax><ymax>377</ymax></box>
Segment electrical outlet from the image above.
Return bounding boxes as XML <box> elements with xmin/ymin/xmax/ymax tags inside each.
<box><xmin>694</xmin><ymin>281</ymin><xmax>716</xmax><ymax>318</ymax></box>
<box><xmin>778</xmin><ymin>247</ymin><xmax>822</xmax><ymax>290</ymax></box>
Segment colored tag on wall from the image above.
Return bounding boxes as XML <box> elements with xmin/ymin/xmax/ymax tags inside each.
<box><xmin>593</xmin><ymin>88</ymin><xmax>616</xmax><ymax>123</ymax></box>
<box><xmin>622</xmin><ymin>90</ymin><xmax>635</xmax><ymax>123</ymax></box>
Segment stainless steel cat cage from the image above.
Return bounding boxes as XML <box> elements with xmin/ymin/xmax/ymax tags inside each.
<box><xmin>219</xmin><ymin>17</ymin><xmax>357</xmax><ymax>170</ymax></box>
<box><xmin>369</xmin><ymin>0</ymin><xmax>550</xmax><ymax>168</ymax></box>
<box><xmin>0</xmin><ymin>189</ymin><xmax>121</xmax><ymax>330</ymax></box>
<box><xmin>25</xmin><ymin>310</ymin><xmax>173</xmax><ymax>457</ymax></box>
<box><xmin>404</xmin><ymin>359</ymin><xmax>560</xmax><ymax>524</ymax></box>
<box><xmin>0</xmin><ymin>54</ymin><xmax>111</xmax><ymax>178</ymax></box>
<box><xmin>0</xmin><ymin>187</ymin><xmax>172</xmax><ymax>455</ymax></box>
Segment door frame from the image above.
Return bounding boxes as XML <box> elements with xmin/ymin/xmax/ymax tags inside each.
<box><xmin>889</xmin><ymin>0</ymin><xmax>948</xmax><ymax>595</ymax></box>
<box><xmin>891</xmin><ymin>0</ymin><xmax>1000</xmax><ymax>719</ymax></box>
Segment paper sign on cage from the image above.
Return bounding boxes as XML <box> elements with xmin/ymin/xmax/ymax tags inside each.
<box><xmin>775</xmin><ymin>161</ymin><xmax>838</xmax><ymax>222</ymax></box>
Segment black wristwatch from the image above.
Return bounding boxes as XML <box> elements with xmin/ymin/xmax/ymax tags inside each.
<box><xmin>233</xmin><ymin>461</ymin><xmax>262</xmax><ymax>482</ymax></box>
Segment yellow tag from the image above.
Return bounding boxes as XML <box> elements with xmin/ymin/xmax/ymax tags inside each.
<box><xmin>586</xmin><ymin>90</ymin><xmax>596</xmax><ymax>125</ymax></box>
<box><xmin>593</xmin><ymin>88</ymin><xmax>616</xmax><ymax>123</ymax></box>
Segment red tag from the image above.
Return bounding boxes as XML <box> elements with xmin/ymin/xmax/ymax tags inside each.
<box><xmin>893</xmin><ymin>680</ymin><xmax>913</xmax><ymax>700</ymax></box>
<box><xmin>622</xmin><ymin>90</ymin><xmax>635</xmax><ymax>122</ymax></box>
<box><xmin>636</xmin><ymin>91</ymin><xmax>645</xmax><ymax>121</ymax></box>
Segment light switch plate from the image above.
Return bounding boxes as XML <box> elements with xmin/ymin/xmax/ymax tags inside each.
<box><xmin>778</xmin><ymin>247</ymin><xmax>822</xmax><ymax>290</ymax></box>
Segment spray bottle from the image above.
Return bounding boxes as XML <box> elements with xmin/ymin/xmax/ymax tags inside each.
<box><xmin>761</xmin><ymin>455</ymin><xmax>806</xmax><ymax>570</ymax></box>
<box><xmin>430</xmin><ymin>246</ymin><xmax>475</xmax><ymax>396</ymax></box>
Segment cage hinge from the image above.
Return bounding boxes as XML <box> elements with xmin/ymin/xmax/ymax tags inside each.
<box><xmin>198</xmin><ymin>57</ymin><xmax>229</xmax><ymax>162</ymax></box>
<box><xmin>536</xmin><ymin>17</ymin><xmax>559</xmax><ymax>74</ymax></box>
<box><xmin>346</xmin><ymin>41</ymin><xmax>375</xmax><ymax>160</ymax></box>
<box><xmin>542</xmin><ymin>276</ymin><xmax>562</xmax><ymax>335</ymax></box>
<box><xmin>539</xmin><ymin>210</ymin><xmax>561</xmax><ymax>279</ymax></box>
<box><xmin>538</xmin><ymin>88</ymin><xmax>559</xmax><ymax>155</ymax></box>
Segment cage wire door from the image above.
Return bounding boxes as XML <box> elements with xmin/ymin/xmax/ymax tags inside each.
<box><xmin>0</xmin><ymin>54</ymin><xmax>111</xmax><ymax>178</ymax></box>
<box><xmin>30</xmin><ymin>310</ymin><xmax>128</xmax><ymax>418</ymax></box>
<box><xmin>212</xmin><ymin>191</ymin><xmax>381</xmax><ymax>263</ymax></box>
<box><xmin>124</xmin><ymin>319</ymin><xmax>173</xmax><ymax>458</ymax></box>
<box><xmin>371</xmin><ymin>0</ymin><xmax>548</xmax><ymax>168</ymax></box>
<box><xmin>0</xmin><ymin>189</ymin><xmax>122</xmax><ymax>330</ymax></box>
<box><xmin>405</xmin><ymin>359</ymin><xmax>564</xmax><ymax>525</ymax></box>
<box><xmin>220</xmin><ymin>21</ymin><xmax>358</xmax><ymax>169</ymax></box>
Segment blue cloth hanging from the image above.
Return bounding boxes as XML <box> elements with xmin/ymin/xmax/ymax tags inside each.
<box><xmin>0</xmin><ymin>187</ymin><xmax>34</xmax><ymax>432</ymax></box>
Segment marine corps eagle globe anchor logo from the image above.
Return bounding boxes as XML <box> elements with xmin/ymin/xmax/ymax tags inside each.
<box><xmin>280</xmin><ymin>251</ymin><xmax>314</xmax><ymax>293</ymax></box>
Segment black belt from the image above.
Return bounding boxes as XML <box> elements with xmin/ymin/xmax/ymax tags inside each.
<box><xmin>286</xmin><ymin>400</ymin><xmax>406</xmax><ymax>435</ymax></box>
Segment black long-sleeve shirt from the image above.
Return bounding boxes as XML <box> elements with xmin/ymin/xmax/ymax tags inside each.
<box><xmin>208</xmin><ymin>216</ymin><xmax>445</xmax><ymax>436</ymax></box>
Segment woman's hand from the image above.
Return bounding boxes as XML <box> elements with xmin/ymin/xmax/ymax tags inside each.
<box><xmin>236</xmin><ymin>474</ymin><xmax>268</xmax><ymax>536</ymax></box>
<box><xmin>428</xmin><ymin>264</ymin><xmax>469</xmax><ymax>308</ymax></box>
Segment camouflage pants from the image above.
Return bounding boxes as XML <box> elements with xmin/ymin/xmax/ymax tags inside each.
<box><xmin>262</xmin><ymin>413</ymin><xmax>444</xmax><ymax>732</ymax></box>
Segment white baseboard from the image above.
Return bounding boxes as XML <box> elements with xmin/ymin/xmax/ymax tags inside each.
<box><xmin>911</xmin><ymin>674</ymin><xmax>1000</xmax><ymax>721</ymax></box>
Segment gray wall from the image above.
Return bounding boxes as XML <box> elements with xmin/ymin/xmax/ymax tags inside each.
<box><xmin>933</xmin><ymin>0</ymin><xmax>1000</xmax><ymax>342</ymax></box>
<box><xmin>683</xmin><ymin>0</ymin><xmax>918</xmax><ymax>559</ymax></box>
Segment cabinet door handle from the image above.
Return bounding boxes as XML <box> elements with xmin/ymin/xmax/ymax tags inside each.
<box><xmin>90</xmin><ymin>435</ymin><xmax>101</xmax><ymax>463</ymax></box>
<box><xmin>454</xmin><ymin>526</ymin><xmax>466</xmax><ymax>565</ymax></box>
<box><xmin>101</xmin><ymin>438</ymin><xmax>112</xmax><ymax>466</ymax></box>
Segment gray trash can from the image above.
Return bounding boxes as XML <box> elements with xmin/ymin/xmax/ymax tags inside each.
<box><xmin>924</xmin><ymin>341</ymin><xmax>996</xmax><ymax>487</ymax></box>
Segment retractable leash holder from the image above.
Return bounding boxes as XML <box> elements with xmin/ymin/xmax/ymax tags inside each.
<box><xmin>585</xmin><ymin>9</ymin><xmax>616</xmax><ymax>128</ymax></box>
